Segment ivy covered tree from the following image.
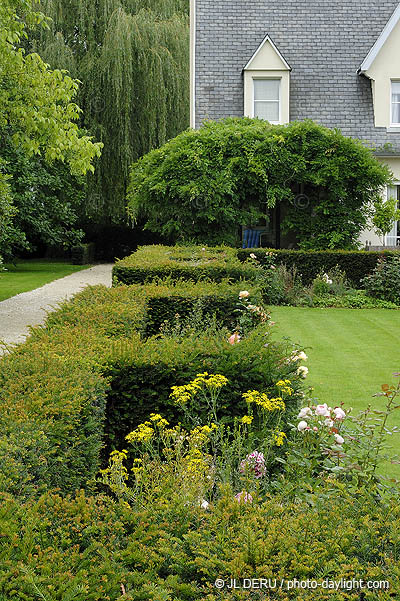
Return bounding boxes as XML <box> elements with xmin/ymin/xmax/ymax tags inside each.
<box><xmin>0</xmin><ymin>0</ymin><xmax>102</xmax><ymax>259</ymax></box>
<box><xmin>30</xmin><ymin>0</ymin><xmax>189</xmax><ymax>223</ymax></box>
<box><xmin>127</xmin><ymin>118</ymin><xmax>392</xmax><ymax>249</ymax></box>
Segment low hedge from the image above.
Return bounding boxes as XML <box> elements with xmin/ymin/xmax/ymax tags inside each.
<box><xmin>103</xmin><ymin>326</ymin><xmax>300</xmax><ymax>452</ymax></box>
<box><xmin>113</xmin><ymin>245</ymin><xmax>261</xmax><ymax>285</ymax></box>
<box><xmin>1</xmin><ymin>487</ymin><xmax>399</xmax><ymax>600</ymax></box>
<box><xmin>238</xmin><ymin>248</ymin><xmax>400</xmax><ymax>286</ymax></box>
<box><xmin>0</xmin><ymin>281</ymin><xmax>300</xmax><ymax>499</ymax></box>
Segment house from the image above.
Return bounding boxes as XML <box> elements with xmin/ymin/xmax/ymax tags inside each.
<box><xmin>190</xmin><ymin>0</ymin><xmax>400</xmax><ymax>248</ymax></box>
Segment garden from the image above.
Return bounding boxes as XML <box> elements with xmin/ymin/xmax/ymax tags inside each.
<box><xmin>2</xmin><ymin>2</ymin><xmax>400</xmax><ymax>597</ymax></box>
<box><xmin>1</xmin><ymin>244</ymin><xmax>400</xmax><ymax>600</ymax></box>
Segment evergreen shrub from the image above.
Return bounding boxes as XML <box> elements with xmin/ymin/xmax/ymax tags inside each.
<box><xmin>113</xmin><ymin>245</ymin><xmax>261</xmax><ymax>285</ymax></box>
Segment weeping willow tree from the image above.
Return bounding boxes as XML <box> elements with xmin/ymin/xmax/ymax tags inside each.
<box><xmin>29</xmin><ymin>0</ymin><xmax>189</xmax><ymax>222</ymax></box>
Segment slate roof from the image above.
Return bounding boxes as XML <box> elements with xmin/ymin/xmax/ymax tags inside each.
<box><xmin>194</xmin><ymin>0</ymin><xmax>400</xmax><ymax>153</ymax></box>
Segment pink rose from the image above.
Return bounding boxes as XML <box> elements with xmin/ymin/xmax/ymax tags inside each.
<box><xmin>228</xmin><ymin>333</ymin><xmax>241</xmax><ymax>345</ymax></box>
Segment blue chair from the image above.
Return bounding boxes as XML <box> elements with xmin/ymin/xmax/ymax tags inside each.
<box><xmin>242</xmin><ymin>228</ymin><xmax>261</xmax><ymax>248</ymax></box>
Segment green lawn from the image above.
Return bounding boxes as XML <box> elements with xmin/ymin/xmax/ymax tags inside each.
<box><xmin>270</xmin><ymin>306</ymin><xmax>400</xmax><ymax>479</ymax></box>
<box><xmin>0</xmin><ymin>259</ymin><xmax>92</xmax><ymax>302</ymax></box>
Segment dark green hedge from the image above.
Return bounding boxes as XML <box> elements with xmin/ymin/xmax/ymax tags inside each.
<box><xmin>103</xmin><ymin>326</ymin><xmax>300</xmax><ymax>453</ymax></box>
<box><xmin>238</xmin><ymin>248</ymin><xmax>400</xmax><ymax>286</ymax></box>
<box><xmin>71</xmin><ymin>242</ymin><xmax>96</xmax><ymax>264</ymax></box>
<box><xmin>113</xmin><ymin>245</ymin><xmax>261</xmax><ymax>285</ymax></box>
<box><xmin>0</xmin><ymin>281</ymin><xmax>298</xmax><ymax>499</ymax></box>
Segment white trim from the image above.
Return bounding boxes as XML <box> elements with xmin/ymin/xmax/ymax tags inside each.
<box><xmin>244</xmin><ymin>35</ymin><xmax>291</xmax><ymax>71</ymax></box>
<box><xmin>391</xmin><ymin>79</ymin><xmax>400</xmax><ymax>126</ymax></box>
<box><xmin>190</xmin><ymin>0</ymin><xmax>196</xmax><ymax>128</ymax></box>
<box><xmin>359</xmin><ymin>3</ymin><xmax>400</xmax><ymax>74</ymax></box>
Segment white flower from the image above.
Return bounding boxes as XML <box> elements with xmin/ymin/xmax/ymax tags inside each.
<box><xmin>297</xmin><ymin>420</ymin><xmax>309</xmax><ymax>432</ymax></box>
<box><xmin>333</xmin><ymin>407</ymin><xmax>346</xmax><ymax>420</ymax></box>
<box><xmin>297</xmin><ymin>407</ymin><xmax>312</xmax><ymax>419</ymax></box>
<box><xmin>250</xmin><ymin>253</ymin><xmax>257</xmax><ymax>259</ymax></box>
<box><xmin>315</xmin><ymin>403</ymin><xmax>330</xmax><ymax>417</ymax></box>
<box><xmin>297</xmin><ymin>351</ymin><xmax>308</xmax><ymax>361</ymax></box>
<box><xmin>334</xmin><ymin>434</ymin><xmax>344</xmax><ymax>445</ymax></box>
<box><xmin>239</xmin><ymin>290</ymin><xmax>250</xmax><ymax>299</ymax></box>
<box><xmin>296</xmin><ymin>365</ymin><xmax>309</xmax><ymax>378</ymax></box>
<box><xmin>325</xmin><ymin>418</ymin><xmax>334</xmax><ymax>428</ymax></box>
<box><xmin>322</xmin><ymin>273</ymin><xmax>333</xmax><ymax>285</ymax></box>
<box><xmin>291</xmin><ymin>350</ymin><xmax>308</xmax><ymax>362</ymax></box>
<box><xmin>200</xmin><ymin>499</ymin><xmax>209</xmax><ymax>509</ymax></box>
<box><xmin>201</xmin><ymin>247</ymin><xmax>206</xmax><ymax>251</ymax></box>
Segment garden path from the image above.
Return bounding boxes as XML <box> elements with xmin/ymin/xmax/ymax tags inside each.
<box><xmin>0</xmin><ymin>263</ymin><xmax>113</xmax><ymax>354</ymax></box>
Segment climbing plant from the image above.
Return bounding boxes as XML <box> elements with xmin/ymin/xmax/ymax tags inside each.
<box><xmin>30</xmin><ymin>0</ymin><xmax>190</xmax><ymax>223</ymax></box>
<box><xmin>127</xmin><ymin>118</ymin><xmax>392</xmax><ymax>249</ymax></box>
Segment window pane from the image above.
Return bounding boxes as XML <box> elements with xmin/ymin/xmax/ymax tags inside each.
<box><xmin>254</xmin><ymin>79</ymin><xmax>280</xmax><ymax>101</ymax></box>
<box><xmin>392</xmin><ymin>81</ymin><xmax>400</xmax><ymax>102</ymax></box>
<box><xmin>392</xmin><ymin>102</ymin><xmax>400</xmax><ymax>124</ymax></box>
<box><xmin>254</xmin><ymin>101</ymin><xmax>279</xmax><ymax>121</ymax></box>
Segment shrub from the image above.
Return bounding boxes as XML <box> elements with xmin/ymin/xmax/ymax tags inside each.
<box><xmin>70</xmin><ymin>242</ymin><xmax>95</xmax><ymax>264</ymax></box>
<box><xmin>113</xmin><ymin>245</ymin><xmax>261</xmax><ymax>285</ymax></box>
<box><xmin>362</xmin><ymin>255</ymin><xmax>400</xmax><ymax>304</ymax></box>
<box><xmin>238</xmin><ymin>248</ymin><xmax>400</xmax><ymax>287</ymax></box>
<box><xmin>103</xmin><ymin>325</ymin><xmax>303</xmax><ymax>453</ymax></box>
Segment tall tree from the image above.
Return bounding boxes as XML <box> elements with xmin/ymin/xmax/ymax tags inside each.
<box><xmin>31</xmin><ymin>0</ymin><xmax>190</xmax><ymax>223</ymax></box>
<box><xmin>0</xmin><ymin>0</ymin><xmax>102</xmax><ymax>260</ymax></box>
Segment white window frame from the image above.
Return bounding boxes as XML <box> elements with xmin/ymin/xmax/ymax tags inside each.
<box><xmin>385</xmin><ymin>183</ymin><xmax>400</xmax><ymax>246</ymax></box>
<box><xmin>390</xmin><ymin>80</ymin><xmax>400</xmax><ymax>126</ymax></box>
<box><xmin>252</xmin><ymin>77</ymin><xmax>281</xmax><ymax>124</ymax></box>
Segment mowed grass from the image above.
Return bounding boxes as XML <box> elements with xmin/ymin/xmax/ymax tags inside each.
<box><xmin>270</xmin><ymin>306</ymin><xmax>400</xmax><ymax>479</ymax></box>
<box><xmin>0</xmin><ymin>259</ymin><xmax>92</xmax><ymax>302</ymax></box>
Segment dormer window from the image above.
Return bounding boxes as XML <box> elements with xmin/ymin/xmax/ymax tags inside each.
<box><xmin>253</xmin><ymin>78</ymin><xmax>281</xmax><ymax>122</ymax></box>
<box><xmin>243</xmin><ymin>35</ymin><xmax>290</xmax><ymax>125</ymax></box>
<box><xmin>392</xmin><ymin>81</ymin><xmax>400</xmax><ymax>125</ymax></box>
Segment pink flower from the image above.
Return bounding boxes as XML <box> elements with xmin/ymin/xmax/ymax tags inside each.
<box><xmin>235</xmin><ymin>491</ymin><xmax>253</xmax><ymax>504</ymax></box>
<box><xmin>333</xmin><ymin>407</ymin><xmax>346</xmax><ymax>420</ymax></box>
<box><xmin>239</xmin><ymin>451</ymin><xmax>266</xmax><ymax>479</ymax></box>
<box><xmin>334</xmin><ymin>433</ymin><xmax>344</xmax><ymax>445</ymax></box>
<box><xmin>228</xmin><ymin>333</ymin><xmax>241</xmax><ymax>345</ymax></box>
<box><xmin>315</xmin><ymin>403</ymin><xmax>330</xmax><ymax>417</ymax></box>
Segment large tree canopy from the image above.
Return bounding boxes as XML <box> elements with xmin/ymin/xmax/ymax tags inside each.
<box><xmin>0</xmin><ymin>0</ymin><xmax>102</xmax><ymax>258</ymax></box>
<box><xmin>30</xmin><ymin>0</ymin><xmax>189</xmax><ymax>222</ymax></box>
<box><xmin>127</xmin><ymin>118</ymin><xmax>392</xmax><ymax>249</ymax></box>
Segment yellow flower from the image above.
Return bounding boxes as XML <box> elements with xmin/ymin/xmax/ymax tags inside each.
<box><xmin>276</xmin><ymin>380</ymin><xmax>294</xmax><ymax>396</ymax></box>
<box><xmin>274</xmin><ymin>431</ymin><xmax>287</xmax><ymax>447</ymax></box>
<box><xmin>125</xmin><ymin>422</ymin><xmax>154</xmax><ymax>443</ymax></box>
<box><xmin>242</xmin><ymin>390</ymin><xmax>285</xmax><ymax>412</ymax></box>
<box><xmin>241</xmin><ymin>415</ymin><xmax>253</xmax><ymax>425</ymax></box>
<box><xmin>149</xmin><ymin>413</ymin><xmax>169</xmax><ymax>427</ymax></box>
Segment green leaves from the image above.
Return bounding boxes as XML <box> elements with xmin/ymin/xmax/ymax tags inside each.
<box><xmin>127</xmin><ymin>118</ymin><xmax>392</xmax><ymax>248</ymax></box>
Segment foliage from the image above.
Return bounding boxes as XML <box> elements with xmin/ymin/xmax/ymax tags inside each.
<box><xmin>0</xmin><ymin>484</ymin><xmax>399</xmax><ymax>600</ymax></box>
<box><xmin>0</xmin><ymin>0</ymin><xmax>102</xmax><ymax>258</ymax></box>
<box><xmin>372</xmin><ymin>197</ymin><xmax>400</xmax><ymax>244</ymax></box>
<box><xmin>238</xmin><ymin>247</ymin><xmax>400</xmax><ymax>286</ymax></box>
<box><xmin>0</xmin><ymin>129</ymin><xmax>85</xmax><ymax>259</ymax></box>
<box><xmin>113</xmin><ymin>245</ymin><xmax>262</xmax><ymax>285</ymax></box>
<box><xmin>71</xmin><ymin>242</ymin><xmax>95</xmax><ymax>264</ymax></box>
<box><xmin>362</xmin><ymin>255</ymin><xmax>400</xmax><ymax>304</ymax></box>
<box><xmin>30</xmin><ymin>0</ymin><xmax>189</xmax><ymax>223</ymax></box>
<box><xmin>127</xmin><ymin>118</ymin><xmax>391</xmax><ymax>247</ymax></box>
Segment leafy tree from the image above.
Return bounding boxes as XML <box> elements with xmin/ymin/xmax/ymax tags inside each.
<box><xmin>127</xmin><ymin>118</ymin><xmax>392</xmax><ymax>249</ymax></box>
<box><xmin>30</xmin><ymin>0</ymin><xmax>189</xmax><ymax>223</ymax></box>
<box><xmin>372</xmin><ymin>197</ymin><xmax>400</xmax><ymax>245</ymax></box>
<box><xmin>0</xmin><ymin>0</ymin><xmax>102</xmax><ymax>258</ymax></box>
<box><xmin>0</xmin><ymin>129</ymin><xmax>85</xmax><ymax>258</ymax></box>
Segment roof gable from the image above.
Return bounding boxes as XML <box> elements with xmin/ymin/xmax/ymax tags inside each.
<box><xmin>244</xmin><ymin>35</ymin><xmax>291</xmax><ymax>71</ymax></box>
<box><xmin>360</xmin><ymin>2</ymin><xmax>400</xmax><ymax>73</ymax></box>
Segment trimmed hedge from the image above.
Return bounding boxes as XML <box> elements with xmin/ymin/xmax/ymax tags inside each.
<box><xmin>1</xmin><ymin>487</ymin><xmax>399</xmax><ymax>600</ymax></box>
<box><xmin>113</xmin><ymin>245</ymin><xmax>261</xmax><ymax>285</ymax></box>
<box><xmin>71</xmin><ymin>242</ymin><xmax>95</xmax><ymax>264</ymax></box>
<box><xmin>0</xmin><ymin>281</ymin><xmax>299</xmax><ymax>499</ymax></box>
<box><xmin>103</xmin><ymin>326</ymin><xmax>300</xmax><ymax>452</ymax></box>
<box><xmin>238</xmin><ymin>248</ymin><xmax>400</xmax><ymax>286</ymax></box>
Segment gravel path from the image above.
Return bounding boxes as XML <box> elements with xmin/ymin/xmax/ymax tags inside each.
<box><xmin>0</xmin><ymin>264</ymin><xmax>113</xmax><ymax>353</ymax></box>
